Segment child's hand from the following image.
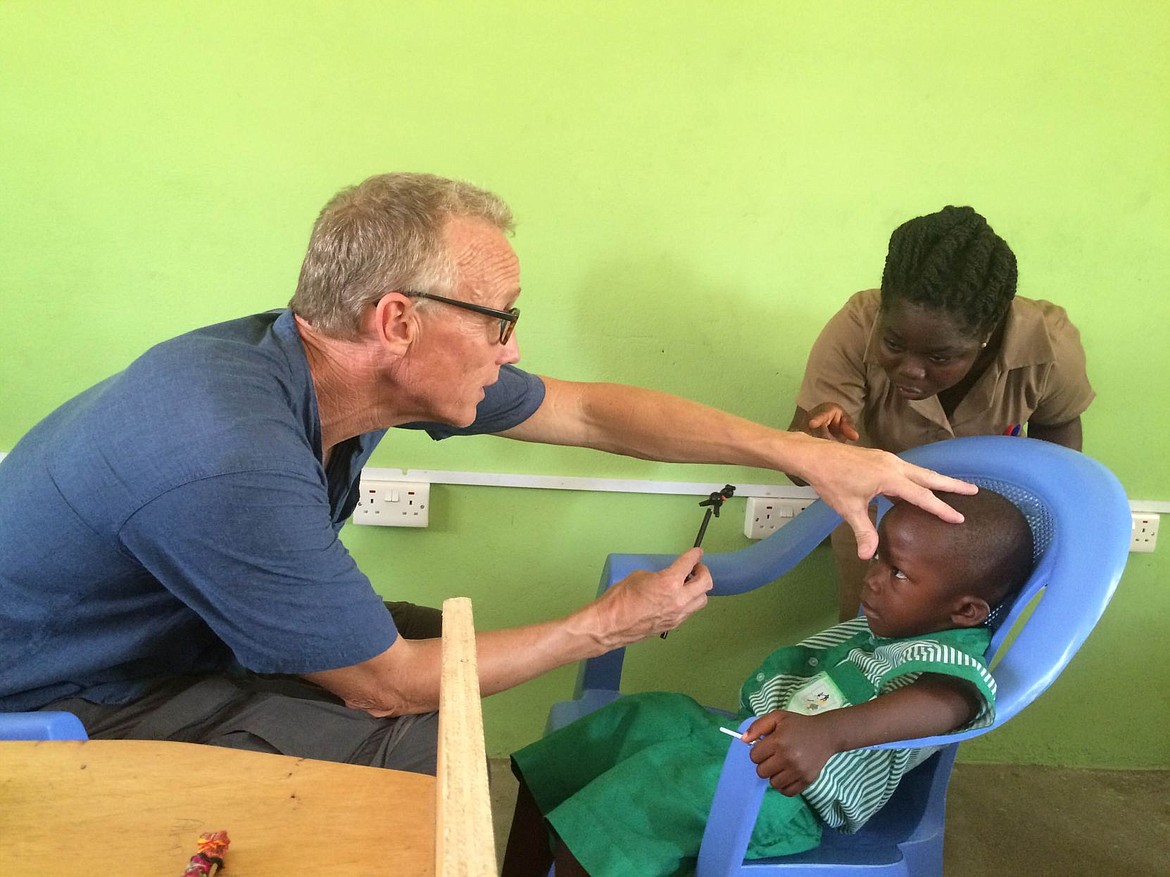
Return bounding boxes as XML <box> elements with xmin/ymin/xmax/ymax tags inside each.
<box><xmin>804</xmin><ymin>403</ymin><xmax>860</xmax><ymax>443</ymax></box>
<box><xmin>742</xmin><ymin>710</ymin><xmax>836</xmax><ymax>797</ymax></box>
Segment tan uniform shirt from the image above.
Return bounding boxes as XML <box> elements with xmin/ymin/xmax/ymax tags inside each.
<box><xmin>795</xmin><ymin>289</ymin><xmax>1095</xmax><ymax>454</ymax></box>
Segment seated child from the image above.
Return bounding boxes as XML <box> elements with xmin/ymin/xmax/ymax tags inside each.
<box><xmin>502</xmin><ymin>489</ymin><xmax>1034</xmax><ymax>877</ymax></box>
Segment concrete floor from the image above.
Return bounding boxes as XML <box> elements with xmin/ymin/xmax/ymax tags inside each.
<box><xmin>488</xmin><ymin>759</ymin><xmax>1170</xmax><ymax>875</ymax></box>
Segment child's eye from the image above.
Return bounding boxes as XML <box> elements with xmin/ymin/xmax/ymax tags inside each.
<box><xmin>928</xmin><ymin>355</ymin><xmax>952</xmax><ymax>365</ymax></box>
<box><xmin>892</xmin><ymin>568</ymin><xmax>907</xmax><ymax>580</ymax></box>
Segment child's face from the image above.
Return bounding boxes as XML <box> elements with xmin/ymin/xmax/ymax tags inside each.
<box><xmin>859</xmin><ymin>504</ymin><xmax>974</xmax><ymax>639</ymax></box>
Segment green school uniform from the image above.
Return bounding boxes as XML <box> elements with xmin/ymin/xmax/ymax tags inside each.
<box><xmin>511</xmin><ymin>618</ymin><xmax>994</xmax><ymax>876</ymax></box>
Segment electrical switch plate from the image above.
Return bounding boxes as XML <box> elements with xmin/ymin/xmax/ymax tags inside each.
<box><xmin>352</xmin><ymin>479</ymin><xmax>430</xmax><ymax>527</ymax></box>
<box><xmin>744</xmin><ymin>497</ymin><xmax>813</xmax><ymax>539</ymax></box>
<box><xmin>1130</xmin><ymin>512</ymin><xmax>1159</xmax><ymax>553</ymax></box>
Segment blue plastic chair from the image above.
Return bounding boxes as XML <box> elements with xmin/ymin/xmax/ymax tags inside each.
<box><xmin>0</xmin><ymin>710</ymin><xmax>87</xmax><ymax>740</ymax></box>
<box><xmin>545</xmin><ymin>436</ymin><xmax>1131</xmax><ymax>876</ymax></box>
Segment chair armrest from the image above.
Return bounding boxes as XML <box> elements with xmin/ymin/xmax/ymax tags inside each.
<box><xmin>572</xmin><ymin>500</ymin><xmax>841</xmax><ymax>698</ymax></box>
<box><xmin>695</xmin><ymin>717</ymin><xmax>957</xmax><ymax>876</ymax></box>
<box><xmin>704</xmin><ymin>500</ymin><xmax>840</xmax><ymax>596</ymax></box>
<box><xmin>696</xmin><ymin>716</ymin><xmax>769</xmax><ymax>876</ymax></box>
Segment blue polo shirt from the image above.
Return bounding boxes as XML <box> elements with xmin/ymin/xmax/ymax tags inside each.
<box><xmin>0</xmin><ymin>310</ymin><xmax>544</xmax><ymax>710</ymax></box>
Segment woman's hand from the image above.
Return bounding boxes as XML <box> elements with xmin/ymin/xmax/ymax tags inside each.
<box><xmin>800</xmin><ymin>403</ymin><xmax>860</xmax><ymax>443</ymax></box>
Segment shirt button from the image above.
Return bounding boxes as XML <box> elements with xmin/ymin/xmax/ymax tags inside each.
<box><xmin>809</xmin><ymin>657</ymin><xmax>819</xmax><ymax>667</ymax></box>
<box><xmin>756</xmin><ymin>673</ymin><xmax>766</xmax><ymax>682</ymax></box>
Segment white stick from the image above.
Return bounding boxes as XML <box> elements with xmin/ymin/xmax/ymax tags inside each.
<box><xmin>719</xmin><ymin>726</ymin><xmax>752</xmax><ymax>743</ymax></box>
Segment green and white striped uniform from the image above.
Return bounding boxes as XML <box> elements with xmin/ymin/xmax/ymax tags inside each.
<box><xmin>740</xmin><ymin>617</ymin><xmax>995</xmax><ymax>832</ymax></box>
<box><xmin>511</xmin><ymin>618</ymin><xmax>995</xmax><ymax>876</ymax></box>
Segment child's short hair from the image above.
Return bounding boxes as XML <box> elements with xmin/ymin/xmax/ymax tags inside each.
<box><xmin>925</xmin><ymin>489</ymin><xmax>1034</xmax><ymax>608</ymax></box>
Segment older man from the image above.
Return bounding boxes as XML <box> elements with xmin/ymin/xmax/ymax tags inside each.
<box><xmin>0</xmin><ymin>173</ymin><xmax>971</xmax><ymax>773</ymax></box>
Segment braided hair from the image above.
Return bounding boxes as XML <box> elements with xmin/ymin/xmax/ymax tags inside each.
<box><xmin>880</xmin><ymin>206</ymin><xmax>1017</xmax><ymax>338</ymax></box>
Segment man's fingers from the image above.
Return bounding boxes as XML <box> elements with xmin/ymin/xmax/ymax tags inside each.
<box><xmin>678</xmin><ymin>571</ymin><xmax>711</xmax><ymax>611</ymax></box>
<box><xmin>850</xmin><ymin>464</ymin><xmax>979</xmax><ymax>556</ymax></box>
<box><xmin>668</xmin><ymin>547</ymin><xmax>704</xmax><ymax>577</ymax></box>
<box><xmin>843</xmin><ymin>510</ymin><xmax>879</xmax><ymax>560</ymax></box>
<box><xmin>886</xmin><ymin>478</ymin><xmax>972</xmax><ymax>524</ymax></box>
<box><xmin>903</xmin><ymin>465</ymin><xmax>978</xmax><ymax>497</ymax></box>
<box><xmin>683</xmin><ymin>561</ymin><xmax>712</xmax><ymax>590</ymax></box>
<box><xmin>651</xmin><ymin>551</ymin><xmax>712</xmax><ymax>634</ymax></box>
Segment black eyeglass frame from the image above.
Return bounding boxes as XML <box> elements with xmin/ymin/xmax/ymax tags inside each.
<box><xmin>403</xmin><ymin>291</ymin><xmax>520</xmax><ymax>345</ymax></box>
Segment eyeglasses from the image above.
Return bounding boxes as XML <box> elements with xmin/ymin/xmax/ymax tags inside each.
<box><xmin>403</xmin><ymin>291</ymin><xmax>520</xmax><ymax>345</ymax></box>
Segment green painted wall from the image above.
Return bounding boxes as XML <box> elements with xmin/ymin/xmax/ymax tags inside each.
<box><xmin>2</xmin><ymin>2</ymin><xmax>1167</xmax><ymax>767</ymax></box>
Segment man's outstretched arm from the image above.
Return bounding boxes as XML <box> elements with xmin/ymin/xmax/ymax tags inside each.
<box><xmin>501</xmin><ymin>377</ymin><xmax>976</xmax><ymax>558</ymax></box>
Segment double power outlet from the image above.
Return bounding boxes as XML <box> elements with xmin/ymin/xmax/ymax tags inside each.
<box><xmin>1131</xmin><ymin>512</ymin><xmax>1160</xmax><ymax>553</ymax></box>
<box><xmin>744</xmin><ymin>497</ymin><xmax>815</xmax><ymax>539</ymax></box>
<box><xmin>352</xmin><ymin>479</ymin><xmax>430</xmax><ymax>528</ymax></box>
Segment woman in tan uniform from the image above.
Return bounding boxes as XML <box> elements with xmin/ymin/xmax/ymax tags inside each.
<box><xmin>789</xmin><ymin>205</ymin><xmax>1094</xmax><ymax>620</ymax></box>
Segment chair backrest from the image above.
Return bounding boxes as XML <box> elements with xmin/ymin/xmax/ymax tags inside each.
<box><xmin>871</xmin><ymin>437</ymin><xmax>1130</xmax><ymax>748</ymax></box>
<box><xmin>693</xmin><ymin>437</ymin><xmax>1129</xmax><ymax>876</ymax></box>
<box><xmin>0</xmin><ymin>711</ymin><xmax>88</xmax><ymax>741</ymax></box>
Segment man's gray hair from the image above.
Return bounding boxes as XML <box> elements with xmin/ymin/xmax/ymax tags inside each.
<box><xmin>289</xmin><ymin>173</ymin><xmax>514</xmax><ymax>336</ymax></box>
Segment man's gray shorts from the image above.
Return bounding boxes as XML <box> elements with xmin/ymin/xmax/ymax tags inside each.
<box><xmin>38</xmin><ymin>601</ymin><xmax>443</xmax><ymax>775</ymax></box>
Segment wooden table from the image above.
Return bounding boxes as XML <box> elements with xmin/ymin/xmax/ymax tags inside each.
<box><xmin>0</xmin><ymin>597</ymin><xmax>496</xmax><ymax>875</ymax></box>
<box><xmin>0</xmin><ymin>739</ymin><xmax>437</xmax><ymax>875</ymax></box>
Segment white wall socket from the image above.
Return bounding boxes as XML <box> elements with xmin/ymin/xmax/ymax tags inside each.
<box><xmin>744</xmin><ymin>497</ymin><xmax>814</xmax><ymax>539</ymax></box>
<box><xmin>352</xmin><ymin>479</ymin><xmax>430</xmax><ymax>528</ymax></box>
<box><xmin>1131</xmin><ymin>512</ymin><xmax>1159</xmax><ymax>553</ymax></box>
